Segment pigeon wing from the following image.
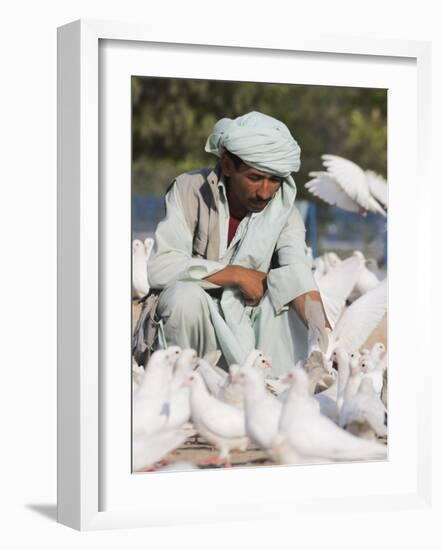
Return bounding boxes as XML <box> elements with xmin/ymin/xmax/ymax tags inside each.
<box><xmin>132</xmin><ymin>428</ymin><xmax>192</xmax><ymax>471</ymax></box>
<box><xmin>331</xmin><ymin>279</ymin><xmax>387</xmax><ymax>354</ymax></box>
<box><xmin>305</xmin><ymin>171</ymin><xmax>360</xmax><ymax>212</ymax></box>
<box><xmin>199</xmin><ymin>399</ymin><xmax>246</xmax><ymax>439</ymax></box>
<box><xmin>321</xmin><ymin>154</ymin><xmax>386</xmax><ymax>215</ymax></box>
<box><xmin>365</xmin><ymin>170</ymin><xmax>388</xmax><ymax>208</ymax></box>
<box><xmin>317</xmin><ymin>255</ymin><xmax>364</xmax><ymax>327</ymax></box>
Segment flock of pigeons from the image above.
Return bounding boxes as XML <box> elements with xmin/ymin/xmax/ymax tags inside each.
<box><xmin>131</xmin><ymin>153</ymin><xmax>388</xmax><ymax>472</ymax></box>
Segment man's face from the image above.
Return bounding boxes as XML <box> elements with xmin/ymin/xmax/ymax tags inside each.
<box><xmin>220</xmin><ymin>154</ymin><xmax>283</xmax><ymax>216</ymax></box>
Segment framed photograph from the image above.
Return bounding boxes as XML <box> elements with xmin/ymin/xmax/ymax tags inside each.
<box><xmin>57</xmin><ymin>19</ymin><xmax>432</xmax><ymax>530</ymax></box>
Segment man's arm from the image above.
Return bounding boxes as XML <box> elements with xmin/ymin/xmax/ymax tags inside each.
<box><xmin>264</xmin><ymin>205</ymin><xmax>333</xmax><ymax>332</ymax></box>
<box><xmin>205</xmin><ymin>265</ymin><xmax>267</xmax><ymax>306</ymax></box>
<box><xmin>147</xmin><ymin>182</ymin><xmax>225</xmax><ymax>289</ymax></box>
<box><xmin>290</xmin><ymin>290</ymin><xmax>331</xmax><ymax>329</ymax></box>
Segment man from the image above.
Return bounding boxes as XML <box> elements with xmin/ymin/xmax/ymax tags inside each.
<box><xmin>141</xmin><ymin>111</ymin><xmax>327</xmax><ymax>376</ymax></box>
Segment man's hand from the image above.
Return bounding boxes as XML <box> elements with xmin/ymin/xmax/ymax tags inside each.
<box><xmin>235</xmin><ymin>266</ymin><xmax>267</xmax><ymax>306</ymax></box>
<box><xmin>204</xmin><ymin>265</ymin><xmax>267</xmax><ymax>306</ymax></box>
<box><xmin>290</xmin><ymin>291</ymin><xmax>331</xmax><ymax>330</ymax></box>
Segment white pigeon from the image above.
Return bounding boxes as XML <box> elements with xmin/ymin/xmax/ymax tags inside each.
<box><xmin>325</xmin><ymin>278</ymin><xmax>388</xmax><ymax>359</ymax></box>
<box><xmin>270</xmin><ymin>433</ymin><xmax>328</xmax><ymax>465</ymax></box>
<box><xmin>132</xmin><ymin>346</ymin><xmax>181</xmax><ymax>436</ymax></box>
<box><xmin>313</xmin><ymin>256</ymin><xmax>327</xmax><ymax>280</ymax></box>
<box><xmin>203</xmin><ymin>350</ymin><xmax>228</xmax><ymax>382</ymax></box>
<box><xmin>368</xmin><ymin>342</ymin><xmax>386</xmax><ymax>364</ymax></box>
<box><xmin>306</xmin><ymin>154</ymin><xmax>387</xmax><ymax>216</ymax></box>
<box><xmin>312</xmin><ymin>347</ymin><xmax>351</xmax><ymax>422</ymax></box>
<box><xmin>185</xmin><ymin>371</ymin><xmax>249</xmax><ymax>466</ymax></box>
<box><xmin>264</xmin><ymin>376</ymin><xmax>290</xmax><ymax>396</ymax></box>
<box><xmin>132</xmin><ymin>360</ymin><xmax>145</xmax><ymax>394</ymax></box>
<box><xmin>195</xmin><ymin>357</ymin><xmax>226</xmax><ymax>396</ymax></box>
<box><xmin>132</xmin><ymin>347</ymin><xmax>191</xmax><ymax>471</ymax></box>
<box><xmin>238</xmin><ymin>364</ymin><xmax>283</xmax><ymax>453</ymax></box>
<box><xmin>167</xmin><ymin>349</ymin><xmax>199</xmax><ymax>429</ymax></box>
<box><xmin>278</xmin><ymin>366</ymin><xmax>387</xmax><ymax>462</ymax></box>
<box><xmin>360</xmin><ymin>355</ymin><xmax>386</xmax><ymax>396</ymax></box>
<box><xmin>132</xmin><ymin>239</ymin><xmax>150</xmax><ymax>299</ymax></box>
<box><xmin>144</xmin><ymin>237</ymin><xmax>154</xmax><ymax>263</ymax></box>
<box><xmin>323</xmin><ymin>252</ymin><xmax>342</xmax><ymax>271</ymax></box>
<box><xmin>339</xmin><ymin>376</ymin><xmax>387</xmax><ymax>440</ymax></box>
<box><xmin>276</xmin><ymin>360</ymin><xmax>307</xmax><ymax>404</ymax></box>
<box><xmin>217</xmin><ymin>349</ymin><xmax>271</xmax><ymax>407</ymax></box>
<box><xmin>364</xmin><ymin>170</ymin><xmax>388</xmax><ymax>210</ymax></box>
<box><xmin>316</xmin><ymin>253</ymin><xmax>365</xmax><ymax>327</ymax></box>
<box><xmin>304</xmin><ymin>350</ymin><xmax>335</xmax><ymax>394</ymax></box>
<box><xmin>217</xmin><ymin>364</ymin><xmax>245</xmax><ymax>408</ymax></box>
<box><xmin>351</xmin><ymin>251</ymin><xmax>381</xmax><ymax>296</ymax></box>
<box><xmin>132</xmin><ymin>427</ymin><xmax>193</xmax><ymax>472</ymax></box>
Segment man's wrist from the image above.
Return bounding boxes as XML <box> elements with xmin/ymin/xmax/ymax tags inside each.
<box><xmin>227</xmin><ymin>265</ymin><xmax>242</xmax><ymax>287</ymax></box>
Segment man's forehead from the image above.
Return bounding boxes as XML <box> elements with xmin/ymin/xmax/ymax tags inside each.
<box><xmin>241</xmin><ymin>165</ymin><xmax>282</xmax><ymax>179</ymax></box>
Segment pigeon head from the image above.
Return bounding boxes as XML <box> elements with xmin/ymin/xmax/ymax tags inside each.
<box><xmin>282</xmin><ymin>366</ymin><xmax>310</xmax><ymax>396</ymax></box>
<box><xmin>360</xmin><ymin>357</ymin><xmax>374</xmax><ymax>373</ymax></box>
<box><xmin>244</xmin><ymin>349</ymin><xmax>265</xmax><ymax>369</ymax></box>
<box><xmin>182</xmin><ymin>371</ymin><xmax>199</xmax><ymax>388</ymax></box>
<box><xmin>331</xmin><ymin>346</ymin><xmax>348</xmax><ymax>369</ymax></box>
<box><xmin>326</xmin><ymin>252</ymin><xmax>341</xmax><ymax>267</ymax></box>
<box><xmin>252</xmin><ymin>354</ymin><xmax>272</xmax><ymax>371</ymax></box>
<box><xmin>144</xmin><ymin>237</ymin><xmax>154</xmax><ymax>252</ymax></box>
<box><xmin>372</xmin><ymin>342</ymin><xmax>385</xmax><ymax>354</ymax></box>
<box><xmin>132</xmin><ymin>239</ymin><xmax>144</xmax><ymax>253</ymax></box>
<box><xmin>175</xmin><ymin>348</ymin><xmax>198</xmax><ymax>373</ymax></box>
<box><xmin>349</xmin><ymin>351</ymin><xmax>360</xmax><ymax>370</ymax></box>
<box><xmin>164</xmin><ymin>346</ymin><xmax>182</xmax><ymax>367</ymax></box>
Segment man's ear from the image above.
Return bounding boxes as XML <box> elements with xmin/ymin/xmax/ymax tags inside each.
<box><xmin>219</xmin><ymin>152</ymin><xmax>234</xmax><ymax>176</ymax></box>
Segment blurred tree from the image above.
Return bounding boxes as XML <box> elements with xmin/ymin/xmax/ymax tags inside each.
<box><xmin>132</xmin><ymin>77</ymin><xmax>387</xmax><ymax>199</ymax></box>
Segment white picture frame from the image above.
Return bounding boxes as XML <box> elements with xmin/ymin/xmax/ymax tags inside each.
<box><xmin>57</xmin><ymin>18</ymin><xmax>432</xmax><ymax>531</ymax></box>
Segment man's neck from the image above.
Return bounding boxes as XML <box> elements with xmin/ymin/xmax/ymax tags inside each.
<box><xmin>225</xmin><ymin>178</ymin><xmax>247</xmax><ymax>219</ymax></box>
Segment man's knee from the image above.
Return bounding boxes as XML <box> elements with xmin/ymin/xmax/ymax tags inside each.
<box><xmin>157</xmin><ymin>282</ymin><xmax>208</xmax><ymax>324</ymax></box>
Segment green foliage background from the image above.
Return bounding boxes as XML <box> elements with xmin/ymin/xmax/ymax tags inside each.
<box><xmin>132</xmin><ymin>77</ymin><xmax>387</xmax><ymax>199</ymax></box>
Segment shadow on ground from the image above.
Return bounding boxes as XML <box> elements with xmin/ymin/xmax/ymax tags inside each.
<box><xmin>26</xmin><ymin>504</ymin><xmax>57</xmax><ymax>522</ymax></box>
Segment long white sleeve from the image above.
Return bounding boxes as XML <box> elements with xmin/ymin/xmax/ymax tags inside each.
<box><xmin>147</xmin><ymin>184</ymin><xmax>225</xmax><ymax>290</ymax></box>
<box><xmin>266</xmin><ymin>206</ymin><xmax>318</xmax><ymax>314</ymax></box>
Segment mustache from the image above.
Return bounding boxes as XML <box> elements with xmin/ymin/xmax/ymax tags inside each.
<box><xmin>249</xmin><ymin>198</ymin><xmax>270</xmax><ymax>204</ymax></box>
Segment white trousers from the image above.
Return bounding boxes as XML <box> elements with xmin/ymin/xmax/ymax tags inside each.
<box><xmin>156</xmin><ymin>281</ymin><xmax>308</xmax><ymax>377</ymax></box>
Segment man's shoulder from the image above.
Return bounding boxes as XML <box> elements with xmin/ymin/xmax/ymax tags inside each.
<box><xmin>174</xmin><ymin>166</ymin><xmax>220</xmax><ymax>190</ymax></box>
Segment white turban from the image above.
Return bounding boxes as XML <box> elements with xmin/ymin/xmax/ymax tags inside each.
<box><xmin>204</xmin><ymin>111</ymin><xmax>301</xmax><ymax>178</ymax></box>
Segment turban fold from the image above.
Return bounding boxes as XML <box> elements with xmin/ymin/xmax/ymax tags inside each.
<box><xmin>205</xmin><ymin>111</ymin><xmax>301</xmax><ymax>177</ymax></box>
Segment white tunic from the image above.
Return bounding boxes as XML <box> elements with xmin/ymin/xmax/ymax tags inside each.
<box><xmin>147</xmin><ymin>172</ymin><xmax>318</xmax><ymax>376</ymax></box>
